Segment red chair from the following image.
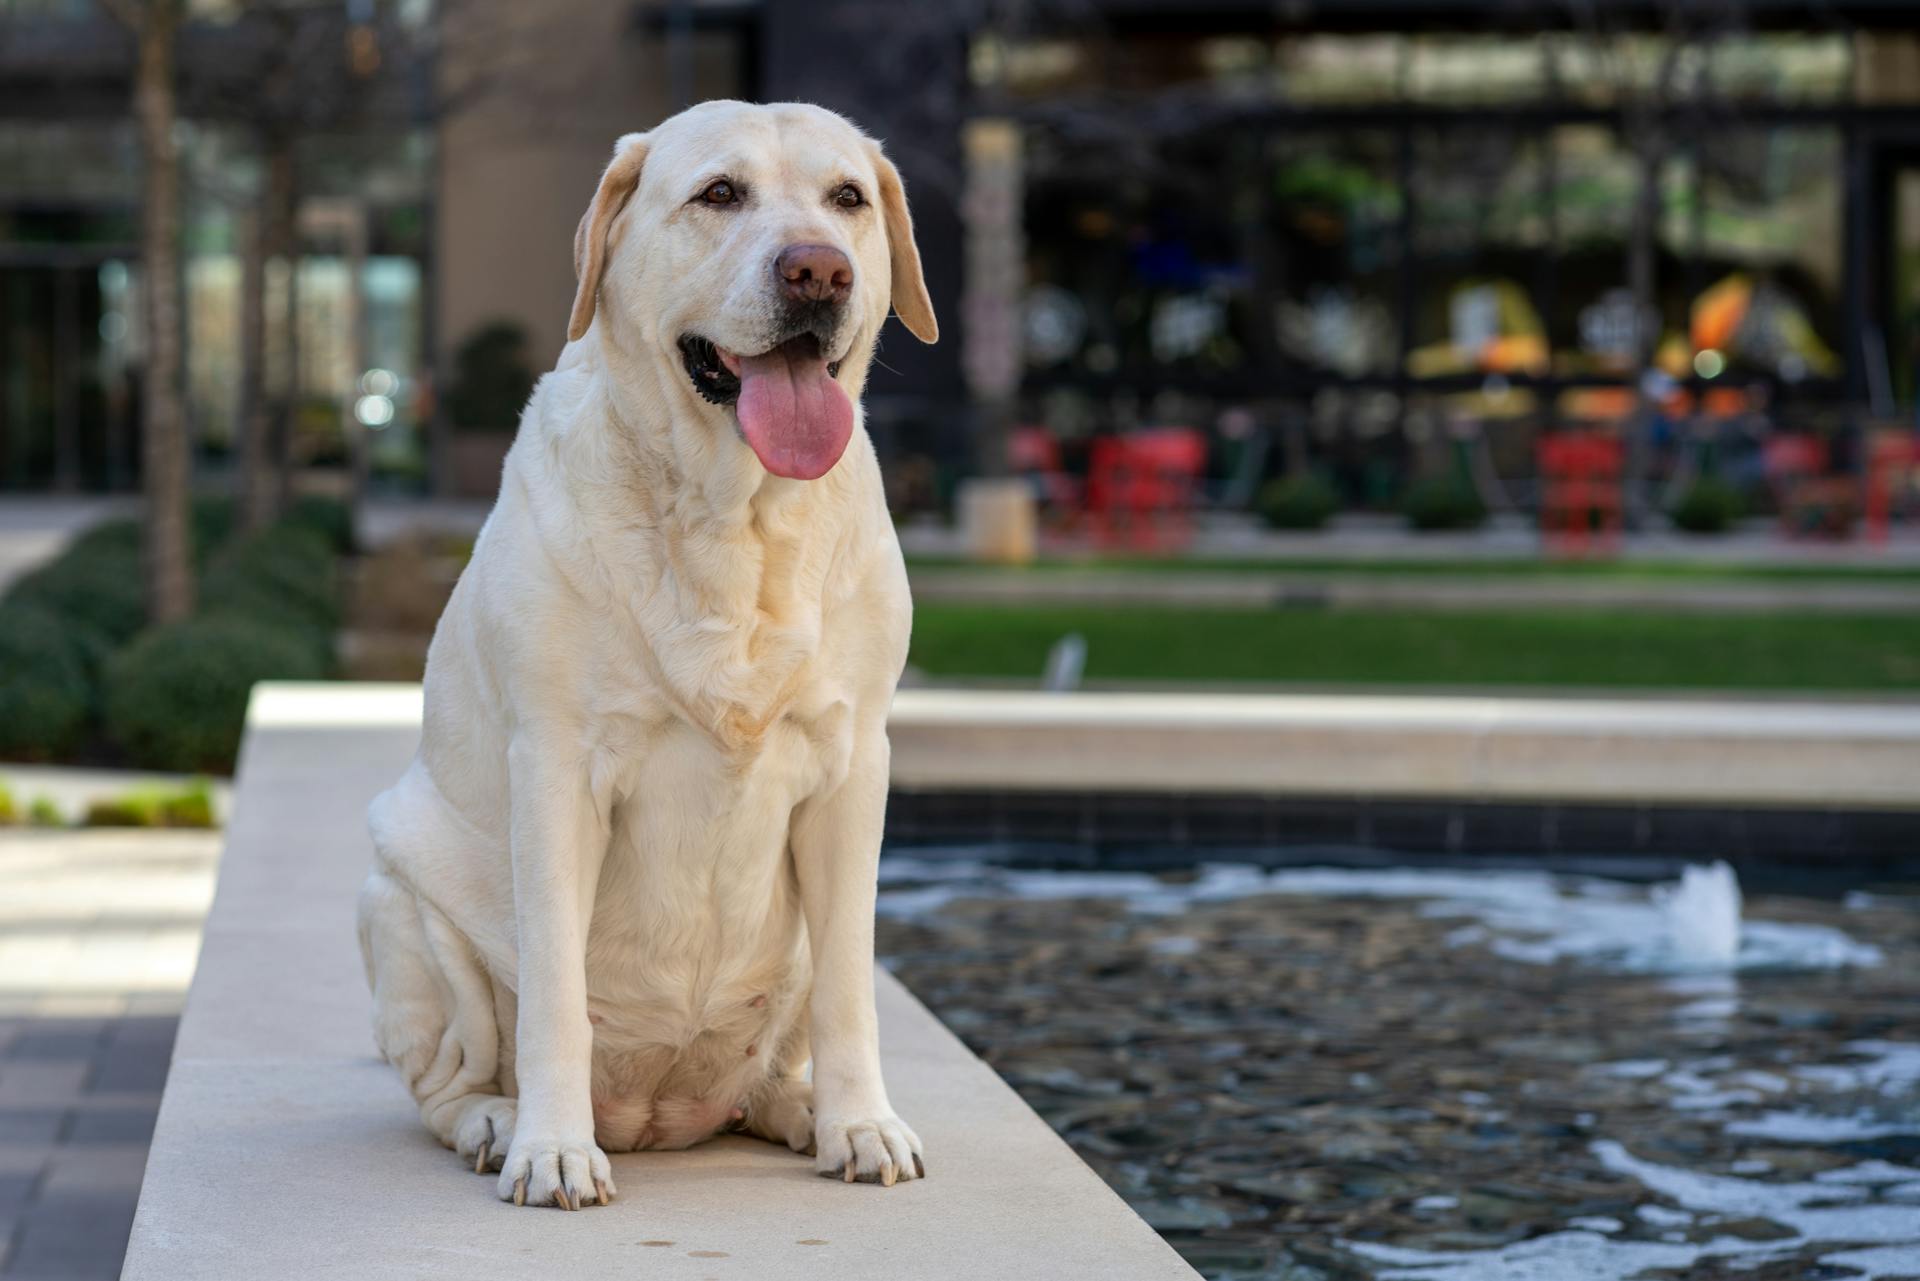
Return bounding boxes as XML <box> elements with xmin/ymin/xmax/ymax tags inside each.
<box><xmin>1085</xmin><ymin>429</ymin><xmax>1208</xmax><ymax>551</ymax></box>
<box><xmin>1866</xmin><ymin>429</ymin><xmax>1920</xmax><ymax>543</ymax></box>
<box><xmin>1537</xmin><ymin>432</ymin><xmax>1624</xmax><ymax>557</ymax></box>
<box><xmin>1008</xmin><ymin>426</ymin><xmax>1081</xmax><ymax>518</ymax></box>
<box><xmin>1763</xmin><ymin>434</ymin><xmax>1835</xmax><ymax>538</ymax></box>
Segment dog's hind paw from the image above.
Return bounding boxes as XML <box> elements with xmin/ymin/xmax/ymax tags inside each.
<box><xmin>739</xmin><ymin>1078</ymin><xmax>815</xmax><ymax>1154</ymax></box>
<box><xmin>814</xmin><ymin>1112</ymin><xmax>924</xmax><ymax>1187</ymax></box>
<box><xmin>451</xmin><ymin>1095</ymin><xmax>518</xmax><ymax>1174</ymax></box>
<box><xmin>496</xmin><ymin>1135</ymin><xmax>615</xmax><ymax>1210</ymax></box>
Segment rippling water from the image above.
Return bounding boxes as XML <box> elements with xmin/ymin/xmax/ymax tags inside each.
<box><xmin>875</xmin><ymin>855</ymin><xmax>1920</xmax><ymax>1281</ymax></box>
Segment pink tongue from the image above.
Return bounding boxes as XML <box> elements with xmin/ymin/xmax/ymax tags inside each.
<box><xmin>734</xmin><ymin>345</ymin><xmax>854</xmax><ymax>480</ymax></box>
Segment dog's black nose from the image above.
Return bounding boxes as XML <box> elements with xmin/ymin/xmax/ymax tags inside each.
<box><xmin>775</xmin><ymin>244</ymin><xmax>853</xmax><ymax>306</ymax></box>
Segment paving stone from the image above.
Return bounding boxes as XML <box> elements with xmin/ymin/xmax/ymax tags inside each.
<box><xmin>0</xmin><ymin>1064</ymin><xmax>86</xmax><ymax>1109</ymax></box>
<box><xmin>2</xmin><ymin>1190</ymin><xmax>138</xmax><ymax>1281</ymax></box>
<box><xmin>0</xmin><ymin>1112</ymin><xmax>60</xmax><ymax>1148</ymax></box>
<box><xmin>65</xmin><ymin>1106</ymin><xmax>158</xmax><ymax>1146</ymax></box>
<box><xmin>5</xmin><ymin>1025</ymin><xmax>104</xmax><ymax>1063</ymax></box>
<box><xmin>86</xmin><ymin>1028</ymin><xmax>175</xmax><ymax>1096</ymax></box>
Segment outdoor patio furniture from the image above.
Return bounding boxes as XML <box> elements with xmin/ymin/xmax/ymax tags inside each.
<box><xmin>1536</xmin><ymin>431</ymin><xmax>1624</xmax><ymax>556</ymax></box>
<box><xmin>1085</xmin><ymin>429</ymin><xmax>1208</xmax><ymax>551</ymax></box>
<box><xmin>1865</xmin><ymin>428</ymin><xmax>1920</xmax><ymax>543</ymax></box>
<box><xmin>1763</xmin><ymin>434</ymin><xmax>1858</xmax><ymax>539</ymax></box>
<box><xmin>1008</xmin><ymin>425</ymin><xmax>1082</xmax><ymax>519</ymax></box>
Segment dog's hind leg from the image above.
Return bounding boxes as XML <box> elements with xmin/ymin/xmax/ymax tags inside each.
<box><xmin>356</xmin><ymin>868</ymin><xmax>518</xmax><ymax>1173</ymax></box>
<box><xmin>739</xmin><ymin>1027</ymin><xmax>816</xmax><ymax>1155</ymax></box>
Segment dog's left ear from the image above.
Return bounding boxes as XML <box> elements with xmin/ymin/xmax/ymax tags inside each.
<box><xmin>866</xmin><ymin>142</ymin><xmax>938</xmax><ymax>345</ymax></box>
<box><xmin>569</xmin><ymin>132</ymin><xmax>650</xmax><ymax>343</ymax></box>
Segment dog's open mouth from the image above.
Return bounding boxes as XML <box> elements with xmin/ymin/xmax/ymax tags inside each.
<box><xmin>678</xmin><ymin>334</ymin><xmax>842</xmax><ymax>407</ymax></box>
<box><xmin>678</xmin><ymin>333</ymin><xmax>852</xmax><ymax>481</ymax></box>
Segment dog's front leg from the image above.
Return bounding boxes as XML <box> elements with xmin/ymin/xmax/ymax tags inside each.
<box><xmin>790</xmin><ymin>722</ymin><xmax>923</xmax><ymax>1186</ymax></box>
<box><xmin>497</xmin><ymin>735</ymin><xmax>614</xmax><ymax>1210</ymax></box>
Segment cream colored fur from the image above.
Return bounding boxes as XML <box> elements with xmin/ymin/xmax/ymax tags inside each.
<box><xmin>355</xmin><ymin>100</ymin><xmax>936</xmax><ymax>1210</ymax></box>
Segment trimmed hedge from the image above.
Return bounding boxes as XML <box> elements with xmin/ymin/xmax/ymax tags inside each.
<box><xmin>1402</xmin><ymin>475</ymin><xmax>1489</xmax><ymax>532</ymax></box>
<box><xmin>282</xmin><ymin>495</ymin><xmax>355</xmax><ymax>554</ymax></box>
<box><xmin>0</xmin><ymin>603</ymin><xmax>93</xmax><ymax>759</ymax></box>
<box><xmin>103</xmin><ymin>618</ymin><xmax>326</xmax><ymax>771</ymax></box>
<box><xmin>1670</xmin><ymin>477</ymin><xmax>1743</xmax><ymax>535</ymax></box>
<box><xmin>6</xmin><ymin>541</ymin><xmax>146</xmax><ymax>644</ymax></box>
<box><xmin>1257</xmin><ymin>472</ymin><xmax>1341</xmax><ymax>531</ymax></box>
<box><xmin>202</xmin><ymin>525</ymin><xmax>339</xmax><ymax>627</ymax></box>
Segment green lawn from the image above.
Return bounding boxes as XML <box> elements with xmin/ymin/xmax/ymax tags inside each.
<box><xmin>908</xmin><ymin>604</ymin><xmax>1920</xmax><ymax>691</ymax></box>
<box><xmin>905</xmin><ymin>554</ymin><xmax>1920</xmax><ymax>583</ymax></box>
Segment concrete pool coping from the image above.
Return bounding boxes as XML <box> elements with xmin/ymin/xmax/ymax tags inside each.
<box><xmin>237</xmin><ymin>682</ymin><xmax>1920</xmax><ymax>811</ymax></box>
<box><xmin>120</xmin><ymin>685</ymin><xmax>1199</xmax><ymax>1280</ymax></box>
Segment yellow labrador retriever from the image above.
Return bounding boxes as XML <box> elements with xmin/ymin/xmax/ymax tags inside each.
<box><xmin>356</xmin><ymin>99</ymin><xmax>937</xmax><ymax>1209</ymax></box>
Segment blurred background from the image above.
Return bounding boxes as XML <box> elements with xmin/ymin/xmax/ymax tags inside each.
<box><xmin>2</xmin><ymin>0</ymin><xmax>1920</xmax><ymax>718</ymax></box>
<box><xmin>3</xmin><ymin>4</ymin><xmax>1920</xmax><ymax>1280</ymax></box>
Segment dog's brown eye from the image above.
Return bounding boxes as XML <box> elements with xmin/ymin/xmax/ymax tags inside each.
<box><xmin>833</xmin><ymin>183</ymin><xmax>863</xmax><ymax>209</ymax></box>
<box><xmin>701</xmin><ymin>180</ymin><xmax>736</xmax><ymax>205</ymax></box>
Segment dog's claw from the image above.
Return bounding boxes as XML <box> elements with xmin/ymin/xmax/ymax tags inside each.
<box><xmin>560</xmin><ymin>1182</ymin><xmax>579</xmax><ymax>1212</ymax></box>
<box><xmin>844</xmin><ymin>1161</ymin><xmax>857</xmax><ymax>1184</ymax></box>
<box><xmin>474</xmin><ymin>1141</ymin><xmax>490</xmax><ymax>1174</ymax></box>
<box><xmin>881</xmin><ymin>1159</ymin><xmax>896</xmax><ymax>1188</ymax></box>
<box><xmin>913</xmin><ymin>1153</ymin><xmax>925</xmax><ymax>1179</ymax></box>
<box><xmin>594</xmin><ymin>1176</ymin><xmax>615</xmax><ymax>1206</ymax></box>
<box><xmin>512</xmin><ymin>1176</ymin><xmax>527</xmax><ymax>1207</ymax></box>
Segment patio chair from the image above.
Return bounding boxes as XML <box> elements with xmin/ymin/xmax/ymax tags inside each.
<box><xmin>1085</xmin><ymin>428</ymin><xmax>1208</xmax><ymax>551</ymax></box>
<box><xmin>1536</xmin><ymin>431</ymin><xmax>1624</xmax><ymax>557</ymax></box>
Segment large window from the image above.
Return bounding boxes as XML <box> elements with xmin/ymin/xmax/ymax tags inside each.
<box><xmin>1268</xmin><ymin>132</ymin><xmax>1401</xmax><ymax>378</ymax></box>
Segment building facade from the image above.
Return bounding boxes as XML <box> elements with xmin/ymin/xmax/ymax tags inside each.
<box><xmin>5</xmin><ymin>0</ymin><xmax>1919</xmax><ymax>505</ymax></box>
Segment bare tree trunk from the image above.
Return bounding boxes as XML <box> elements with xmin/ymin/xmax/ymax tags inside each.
<box><xmin>236</xmin><ymin>200</ymin><xmax>272</xmax><ymax>532</ymax></box>
<box><xmin>134</xmin><ymin>0</ymin><xmax>192</xmax><ymax>623</ymax></box>
<box><xmin>266</xmin><ymin>140</ymin><xmax>299</xmax><ymax>511</ymax></box>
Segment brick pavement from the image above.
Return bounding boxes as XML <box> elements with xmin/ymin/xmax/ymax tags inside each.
<box><xmin>0</xmin><ymin>831</ymin><xmax>220</xmax><ymax>1280</ymax></box>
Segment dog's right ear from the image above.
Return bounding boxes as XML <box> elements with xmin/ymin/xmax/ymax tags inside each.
<box><xmin>569</xmin><ymin>132</ymin><xmax>650</xmax><ymax>343</ymax></box>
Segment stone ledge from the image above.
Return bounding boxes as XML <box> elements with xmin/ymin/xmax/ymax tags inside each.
<box><xmin>121</xmin><ymin>684</ymin><xmax>1197</xmax><ymax>1280</ymax></box>
<box><xmin>883</xmin><ymin>689</ymin><xmax>1920</xmax><ymax>810</ymax></box>
<box><xmin>238</xmin><ymin>682</ymin><xmax>1920</xmax><ymax>810</ymax></box>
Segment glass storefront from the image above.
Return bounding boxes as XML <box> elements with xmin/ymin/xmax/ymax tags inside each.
<box><xmin>997</xmin><ymin>29</ymin><xmax>1859</xmax><ymax>419</ymax></box>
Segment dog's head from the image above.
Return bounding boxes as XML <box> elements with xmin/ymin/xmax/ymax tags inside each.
<box><xmin>568</xmin><ymin>100</ymin><xmax>938</xmax><ymax>481</ymax></box>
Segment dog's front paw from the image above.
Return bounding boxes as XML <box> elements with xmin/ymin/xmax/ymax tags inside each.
<box><xmin>496</xmin><ymin>1134</ymin><xmax>614</xmax><ymax>1210</ymax></box>
<box><xmin>814</xmin><ymin>1112</ymin><xmax>923</xmax><ymax>1187</ymax></box>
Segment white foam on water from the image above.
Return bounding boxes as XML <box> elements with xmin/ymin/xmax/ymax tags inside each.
<box><xmin>876</xmin><ymin>857</ymin><xmax>1883</xmax><ymax>974</ymax></box>
<box><xmin>1355</xmin><ymin>1148</ymin><xmax>1920</xmax><ymax>1280</ymax></box>
<box><xmin>1656</xmin><ymin>861</ymin><xmax>1742</xmax><ymax>967</ymax></box>
<box><xmin>1344</xmin><ymin>1231</ymin><xmax>1777</xmax><ymax>1281</ymax></box>
<box><xmin>1725</xmin><ymin>1110</ymin><xmax>1919</xmax><ymax>1142</ymax></box>
<box><xmin>1822</xmin><ymin>1246</ymin><xmax>1920</xmax><ymax>1278</ymax></box>
<box><xmin>1794</xmin><ymin>1040</ymin><xmax>1920</xmax><ymax>1095</ymax></box>
<box><xmin>1815</xmin><ymin>1161</ymin><xmax>1920</xmax><ymax>1185</ymax></box>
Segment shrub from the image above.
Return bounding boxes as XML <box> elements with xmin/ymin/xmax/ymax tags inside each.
<box><xmin>1670</xmin><ymin>477</ymin><xmax>1743</xmax><ymax>535</ymax></box>
<box><xmin>199</xmin><ymin>524</ymin><xmax>340</xmax><ymax>665</ymax></box>
<box><xmin>66</xmin><ymin>517</ymin><xmax>144</xmax><ymax>560</ymax></box>
<box><xmin>0</xmin><ymin>782</ymin><xmax>12</xmax><ymax>824</ymax></box>
<box><xmin>1402</xmin><ymin>475</ymin><xmax>1489</xmax><ymax>532</ymax></box>
<box><xmin>83</xmin><ymin>779</ymin><xmax>215</xmax><ymax>829</ymax></box>
<box><xmin>27</xmin><ymin>795</ymin><xmax>63</xmax><ymax>827</ymax></box>
<box><xmin>1256</xmin><ymin>472</ymin><xmax>1341</xmax><ymax>531</ymax></box>
<box><xmin>191</xmin><ymin>495</ymin><xmax>236</xmax><ymax>556</ymax></box>
<box><xmin>0</xmin><ymin>604</ymin><xmax>95</xmax><ymax>759</ymax></box>
<box><xmin>447</xmin><ymin>321</ymin><xmax>536</xmax><ymax>432</ymax></box>
<box><xmin>5</xmin><ymin>541</ymin><xmax>146</xmax><ymax>644</ymax></box>
<box><xmin>103</xmin><ymin>618</ymin><xmax>324</xmax><ymax>772</ymax></box>
<box><xmin>281</xmin><ymin>495</ymin><xmax>355</xmax><ymax>554</ymax></box>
